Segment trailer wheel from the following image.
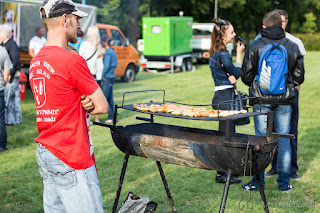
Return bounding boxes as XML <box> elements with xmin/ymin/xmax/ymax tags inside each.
<box><xmin>121</xmin><ymin>64</ymin><xmax>136</xmax><ymax>82</ymax></box>
<box><xmin>181</xmin><ymin>59</ymin><xmax>187</xmax><ymax>72</ymax></box>
<box><xmin>186</xmin><ymin>58</ymin><xmax>192</xmax><ymax>71</ymax></box>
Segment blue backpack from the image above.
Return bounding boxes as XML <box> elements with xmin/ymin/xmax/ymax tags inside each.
<box><xmin>257</xmin><ymin>41</ymin><xmax>288</xmax><ymax>95</ymax></box>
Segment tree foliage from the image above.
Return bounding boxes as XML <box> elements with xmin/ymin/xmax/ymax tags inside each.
<box><xmin>300</xmin><ymin>12</ymin><xmax>317</xmax><ymax>33</ymax></box>
<box><xmin>82</xmin><ymin>0</ymin><xmax>319</xmax><ymax>43</ymax></box>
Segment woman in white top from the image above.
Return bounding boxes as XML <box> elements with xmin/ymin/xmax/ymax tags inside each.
<box><xmin>79</xmin><ymin>26</ymin><xmax>102</xmax><ymax>122</ymax></box>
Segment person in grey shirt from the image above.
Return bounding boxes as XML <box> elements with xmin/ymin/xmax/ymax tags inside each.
<box><xmin>265</xmin><ymin>9</ymin><xmax>306</xmax><ymax>180</ymax></box>
<box><xmin>0</xmin><ymin>45</ymin><xmax>12</xmax><ymax>152</ymax></box>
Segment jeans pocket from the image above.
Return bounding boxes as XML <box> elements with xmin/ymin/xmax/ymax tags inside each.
<box><xmin>43</xmin><ymin>150</ymin><xmax>77</xmax><ymax>190</ymax></box>
<box><xmin>84</xmin><ymin>165</ymin><xmax>99</xmax><ymax>185</ymax></box>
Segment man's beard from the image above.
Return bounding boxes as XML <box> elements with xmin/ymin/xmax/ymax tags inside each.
<box><xmin>67</xmin><ymin>20</ymin><xmax>78</xmax><ymax>44</ymax></box>
<box><xmin>67</xmin><ymin>32</ymin><xmax>77</xmax><ymax>44</ymax></box>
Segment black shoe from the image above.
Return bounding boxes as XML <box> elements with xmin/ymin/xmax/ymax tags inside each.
<box><xmin>0</xmin><ymin>147</ymin><xmax>7</xmax><ymax>152</ymax></box>
<box><xmin>265</xmin><ymin>169</ymin><xmax>277</xmax><ymax>177</ymax></box>
<box><xmin>215</xmin><ymin>174</ymin><xmax>242</xmax><ymax>184</ymax></box>
<box><xmin>291</xmin><ymin>172</ymin><xmax>301</xmax><ymax>180</ymax></box>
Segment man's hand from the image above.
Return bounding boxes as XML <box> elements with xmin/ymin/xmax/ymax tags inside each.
<box><xmin>81</xmin><ymin>94</ymin><xmax>95</xmax><ymax>112</ymax></box>
<box><xmin>296</xmin><ymin>85</ymin><xmax>301</xmax><ymax>91</ymax></box>
<box><xmin>228</xmin><ymin>75</ymin><xmax>237</xmax><ymax>85</ymax></box>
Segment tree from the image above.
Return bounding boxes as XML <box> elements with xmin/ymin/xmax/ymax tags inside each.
<box><xmin>128</xmin><ymin>0</ymin><xmax>139</xmax><ymax>47</ymax></box>
<box><xmin>300</xmin><ymin>12</ymin><xmax>317</xmax><ymax>33</ymax></box>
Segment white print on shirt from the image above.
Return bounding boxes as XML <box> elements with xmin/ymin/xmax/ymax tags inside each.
<box><xmin>33</xmin><ymin>77</ymin><xmax>46</xmax><ymax>108</ymax></box>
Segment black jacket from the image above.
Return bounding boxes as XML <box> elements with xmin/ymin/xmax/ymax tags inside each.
<box><xmin>241</xmin><ymin>26</ymin><xmax>305</xmax><ymax>105</ymax></box>
<box><xmin>2</xmin><ymin>39</ymin><xmax>20</xmax><ymax>78</ymax></box>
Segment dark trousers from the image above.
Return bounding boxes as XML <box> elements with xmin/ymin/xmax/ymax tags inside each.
<box><xmin>212</xmin><ymin>88</ymin><xmax>235</xmax><ymax>133</ymax></box>
<box><xmin>0</xmin><ymin>90</ymin><xmax>7</xmax><ymax>148</ymax></box>
<box><xmin>212</xmin><ymin>88</ymin><xmax>235</xmax><ymax>176</ymax></box>
<box><xmin>271</xmin><ymin>88</ymin><xmax>299</xmax><ymax>174</ymax></box>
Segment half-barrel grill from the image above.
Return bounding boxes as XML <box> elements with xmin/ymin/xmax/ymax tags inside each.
<box><xmin>95</xmin><ymin>90</ymin><xmax>293</xmax><ymax>213</ymax></box>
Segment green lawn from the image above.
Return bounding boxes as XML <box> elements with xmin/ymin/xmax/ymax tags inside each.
<box><xmin>1</xmin><ymin>52</ymin><xmax>320</xmax><ymax>212</ymax></box>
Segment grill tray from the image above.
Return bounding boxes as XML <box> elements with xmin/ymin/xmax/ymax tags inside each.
<box><xmin>121</xmin><ymin>102</ymin><xmax>265</xmax><ymax>121</ymax></box>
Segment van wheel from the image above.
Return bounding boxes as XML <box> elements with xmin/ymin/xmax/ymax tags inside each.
<box><xmin>122</xmin><ymin>64</ymin><xmax>136</xmax><ymax>82</ymax></box>
<box><xmin>186</xmin><ymin>58</ymin><xmax>192</xmax><ymax>71</ymax></box>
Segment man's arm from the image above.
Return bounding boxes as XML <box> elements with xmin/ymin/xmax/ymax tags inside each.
<box><xmin>3</xmin><ymin>49</ymin><xmax>12</xmax><ymax>83</ymax></box>
<box><xmin>8</xmin><ymin>42</ymin><xmax>20</xmax><ymax>79</ymax></box>
<box><xmin>29</xmin><ymin>48</ymin><xmax>35</xmax><ymax>58</ymax></box>
<box><xmin>83</xmin><ymin>87</ymin><xmax>108</xmax><ymax>115</ymax></box>
<box><xmin>292</xmin><ymin>54</ymin><xmax>305</xmax><ymax>86</ymax></box>
<box><xmin>3</xmin><ymin>69</ymin><xmax>10</xmax><ymax>83</ymax></box>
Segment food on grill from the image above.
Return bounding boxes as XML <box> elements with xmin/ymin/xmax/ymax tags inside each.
<box><xmin>132</xmin><ymin>103</ymin><xmax>247</xmax><ymax>118</ymax></box>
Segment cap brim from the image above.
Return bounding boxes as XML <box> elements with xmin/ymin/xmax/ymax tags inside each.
<box><xmin>72</xmin><ymin>9</ymin><xmax>88</xmax><ymax>18</ymax></box>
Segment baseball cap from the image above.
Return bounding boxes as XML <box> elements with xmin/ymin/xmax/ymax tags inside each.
<box><xmin>40</xmin><ymin>0</ymin><xmax>88</xmax><ymax>19</ymax></box>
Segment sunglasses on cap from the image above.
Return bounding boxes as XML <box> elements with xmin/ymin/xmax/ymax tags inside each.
<box><xmin>220</xmin><ymin>19</ymin><xmax>226</xmax><ymax>26</ymax></box>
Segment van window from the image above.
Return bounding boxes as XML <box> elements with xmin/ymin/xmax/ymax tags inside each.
<box><xmin>99</xmin><ymin>29</ymin><xmax>107</xmax><ymax>38</ymax></box>
<box><xmin>111</xmin><ymin>30</ymin><xmax>125</xmax><ymax>46</ymax></box>
<box><xmin>192</xmin><ymin>29</ymin><xmax>212</xmax><ymax>36</ymax></box>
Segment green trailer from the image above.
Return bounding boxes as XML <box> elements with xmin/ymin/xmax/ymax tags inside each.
<box><xmin>140</xmin><ymin>16</ymin><xmax>193</xmax><ymax>72</ymax></box>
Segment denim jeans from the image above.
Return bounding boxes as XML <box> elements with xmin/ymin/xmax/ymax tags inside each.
<box><xmin>101</xmin><ymin>78</ymin><xmax>114</xmax><ymax>120</ymax></box>
<box><xmin>37</xmin><ymin>144</ymin><xmax>104</xmax><ymax>213</ymax></box>
<box><xmin>251</xmin><ymin>104</ymin><xmax>292</xmax><ymax>190</ymax></box>
<box><xmin>0</xmin><ymin>90</ymin><xmax>7</xmax><ymax>149</ymax></box>
<box><xmin>270</xmin><ymin>88</ymin><xmax>299</xmax><ymax>174</ymax></box>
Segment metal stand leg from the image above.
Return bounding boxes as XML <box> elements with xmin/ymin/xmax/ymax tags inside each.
<box><xmin>156</xmin><ymin>161</ymin><xmax>176</xmax><ymax>213</ymax></box>
<box><xmin>112</xmin><ymin>153</ymin><xmax>130</xmax><ymax>213</ymax></box>
<box><xmin>256</xmin><ymin>173</ymin><xmax>269</xmax><ymax>213</ymax></box>
<box><xmin>219</xmin><ymin>169</ymin><xmax>232</xmax><ymax>213</ymax></box>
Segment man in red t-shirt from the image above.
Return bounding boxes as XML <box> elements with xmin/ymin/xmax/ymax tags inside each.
<box><xmin>29</xmin><ymin>0</ymin><xmax>108</xmax><ymax>212</ymax></box>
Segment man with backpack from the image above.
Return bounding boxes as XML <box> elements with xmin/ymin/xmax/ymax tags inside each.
<box><xmin>241</xmin><ymin>11</ymin><xmax>305</xmax><ymax>192</ymax></box>
<box><xmin>265</xmin><ymin>9</ymin><xmax>307</xmax><ymax>181</ymax></box>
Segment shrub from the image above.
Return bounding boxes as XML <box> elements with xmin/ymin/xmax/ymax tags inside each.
<box><xmin>292</xmin><ymin>33</ymin><xmax>320</xmax><ymax>51</ymax></box>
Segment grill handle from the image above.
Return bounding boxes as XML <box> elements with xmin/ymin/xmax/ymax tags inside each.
<box><xmin>272</xmin><ymin>133</ymin><xmax>295</xmax><ymax>139</ymax></box>
<box><xmin>93</xmin><ymin>121</ymin><xmax>114</xmax><ymax>130</ymax></box>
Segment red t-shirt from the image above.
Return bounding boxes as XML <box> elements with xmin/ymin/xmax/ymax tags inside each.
<box><xmin>29</xmin><ymin>46</ymin><xmax>99</xmax><ymax>169</ymax></box>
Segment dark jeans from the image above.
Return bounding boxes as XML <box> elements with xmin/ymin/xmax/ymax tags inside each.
<box><xmin>0</xmin><ymin>90</ymin><xmax>7</xmax><ymax>149</ymax></box>
<box><xmin>270</xmin><ymin>88</ymin><xmax>299</xmax><ymax>174</ymax></box>
<box><xmin>101</xmin><ymin>78</ymin><xmax>115</xmax><ymax>120</ymax></box>
<box><xmin>212</xmin><ymin>88</ymin><xmax>235</xmax><ymax>176</ymax></box>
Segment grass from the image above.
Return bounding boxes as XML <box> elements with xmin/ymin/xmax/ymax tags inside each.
<box><xmin>1</xmin><ymin>52</ymin><xmax>320</xmax><ymax>212</ymax></box>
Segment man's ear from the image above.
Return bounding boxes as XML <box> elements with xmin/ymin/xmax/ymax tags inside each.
<box><xmin>262</xmin><ymin>25</ymin><xmax>266</xmax><ymax>29</ymax></box>
<box><xmin>61</xmin><ymin>14</ymin><xmax>68</xmax><ymax>27</ymax></box>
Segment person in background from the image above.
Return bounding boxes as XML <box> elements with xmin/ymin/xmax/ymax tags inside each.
<box><xmin>30</xmin><ymin>0</ymin><xmax>108</xmax><ymax>211</ymax></box>
<box><xmin>0</xmin><ymin>45</ymin><xmax>11</xmax><ymax>152</ymax></box>
<box><xmin>265</xmin><ymin>9</ymin><xmax>307</xmax><ymax>181</ymax></box>
<box><xmin>0</xmin><ymin>25</ymin><xmax>22</xmax><ymax>125</ymax></box>
<box><xmin>209</xmin><ymin>18</ymin><xmax>245</xmax><ymax>184</ymax></box>
<box><xmin>29</xmin><ymin>26</ymin><xmax>46</xmax><ymax>58</ymax></box>
<box><xmin>69</xmin><ymin>29</ymin><xmax>84</xmax><ymax>50</ymax></box>
<box><xmin>79</xmin><ymin>26</ymin><xmax>102</xmax><ymax>122</ymax></box>
<box><xmin>101</xmin><ymin>34</ymin><xmax>117</xmax><ymax>124</ymax></box>
<box><xmin>241</xmin><ymin>11</ymin><xmax>304</xmax><ymax>192</ymax></box>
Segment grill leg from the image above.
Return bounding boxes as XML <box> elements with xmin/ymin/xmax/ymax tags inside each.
<box><xmin>156</xmin><ymin>161</ymin><xmax>176</xmax><ymax>213</ymax></box>
<box><xmin>256</xmin><ymin>173</ymin><xmax>269</xmax><ymax>213</ymax></box>
<box><xmin>219</xmin><ymin>169</ymin><xmax>232</xmax><ymax>213</ymax></box>
<box><xmin>112</xmin><ymin>153</ymin><xmax>130</xmax><ymax>213</ymax></box>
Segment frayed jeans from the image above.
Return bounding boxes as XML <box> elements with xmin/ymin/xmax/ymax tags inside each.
<box><xmin>36</xmin><ymin>144</ymin><xmax>104</xmax><ymax>213</ymax></box>
<box><xmin>251</xmin><ymin>104</ymin><xmax>292</xmax><ymax>190</ymax></box>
